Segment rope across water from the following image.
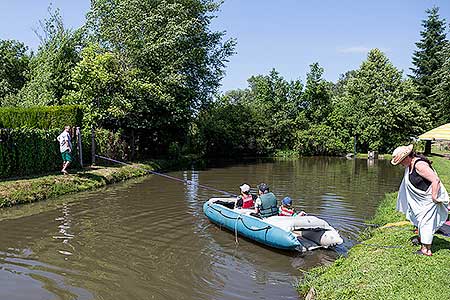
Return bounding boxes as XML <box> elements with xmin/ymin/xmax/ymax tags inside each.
<box><xmin>95</xmin><ymin>155</ymin><xmax>237</xmax><ymax>196</ymax></box>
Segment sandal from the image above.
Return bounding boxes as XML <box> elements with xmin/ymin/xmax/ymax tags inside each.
<box><xmin>414</xmin><ymin>249</ymin><xmax>432</xmax><ymax>256</ymax></box>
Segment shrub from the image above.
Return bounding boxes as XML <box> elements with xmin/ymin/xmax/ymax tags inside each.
<box><xmin>0</xmin><ymin>128</ymin><xmax>63</xmax><ymax>178</ymax></box>
<box><xmin>0</xmin><ymin>105</ymin><xmax>82</xmax><ymax>129</ymax></box>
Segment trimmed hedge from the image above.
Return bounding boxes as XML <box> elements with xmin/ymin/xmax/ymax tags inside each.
<box><xmin>0</xmin><ymin>105</ymin><xmax>83</xmax><ymax>129</ymax></box>
<box><xmin>0</xmin><ymin>128</ymin><xmax>81</xmax><ymax>178</ymax></box>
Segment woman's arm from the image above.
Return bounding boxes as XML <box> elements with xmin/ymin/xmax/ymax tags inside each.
<box><xmin>415</xmin><ymin>161</ymin><xmax>440</xmax><ymax>202</ymax></box>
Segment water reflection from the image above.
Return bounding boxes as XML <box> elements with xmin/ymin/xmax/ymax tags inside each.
<box><xmin>53</xmin><ymin>203</ymin><xmax>75</xmax><ymax>257</ymax></box>
<box><xmin>0</xmin><ymin>157</ymin><xmax>402</xmax><ymax>300</ymax></box>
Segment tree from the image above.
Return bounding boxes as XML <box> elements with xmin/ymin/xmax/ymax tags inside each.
<box><xmin>195</xmin><ymin>93</ymin><xmax>255</xmax><ymax>157</ymax></box>
<box><xmin>410</xmin><ymin>6</ymin><xmax>448</xmax><ymax>124</ymax></box>
<box><xmin>334</xmin><ymin>49</ymin><xmax>430</xmax><ymax>152</ymax></box>
<box><xmin>86</xmin><ymin>0</ymin><xmax>235</xmax><ymax>133</ymax></box>
<box><xmin>64</xmin><ymin>43</ymin><xmax>133</xmax><ymax>127</ymax></box>
<box><xmin>245</xmin><ymin>69</ymin><xmax>303</xmax><ymax>154</ymax></box>
<box><xmin>0</xmin><ymin>40</ymin><xmax>30</xmax><ymax>105</ymax></box>
<box><xmin>431</xmin><ymin>42</ymin><xmax>450</xmax><ymax>124</ymax></box>
<box><xmin>18</xmin><ymin>8</ymin><xmax>81</xmax><ymax>106</ymax></box>
<box><xmin>302</xmin><ymin>62</ymin><xmax>333</xmax><ymax>124</ymax></box>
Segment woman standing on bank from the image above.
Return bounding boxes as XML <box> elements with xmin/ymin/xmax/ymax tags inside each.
<box><xmin>391</xmin><ymin>144</ymin><xmax>449</xmax><ymax>256</ymax></box>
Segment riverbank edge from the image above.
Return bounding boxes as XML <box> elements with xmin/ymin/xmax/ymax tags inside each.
<box><xmin>296</xmin><ymin>156</ymin><xmax>450</xmax><ymax>300</ymax></box>
<box><xmin>0</xmin><ymin>156</ymin><xmax>198</xmax><ymax>207</ymax></box>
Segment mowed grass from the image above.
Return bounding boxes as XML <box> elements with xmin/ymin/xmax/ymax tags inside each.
<box><xmin>0</xmin><ymin>162</ymin><xmax>159</xmax><ymax>207</ymax></box>
<box><xmin>297</xmin><ymin>156</ymin><xmax>450</xmax><ymax>300</ymax></box>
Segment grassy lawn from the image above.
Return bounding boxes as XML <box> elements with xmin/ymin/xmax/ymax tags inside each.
<box><xmin>297</xmin><ymin>156</ymin><xmax>450</xmax><ymax>300</ymax></box>
<box><xmin>0</xmin><ymin>162</ymin><xmax>160</xmax><ymax>207</ymax></box>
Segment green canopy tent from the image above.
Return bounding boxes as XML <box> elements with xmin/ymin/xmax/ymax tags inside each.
<box><xmin>418</xmin><ymin>123</ymin><xmax>450</xmax><ymax>154</ymax></box>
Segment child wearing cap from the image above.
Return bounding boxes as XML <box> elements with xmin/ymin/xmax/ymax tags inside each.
<box><xmin>236</xmin><ymin>183</ymin><xmax>256</xmax><ymax>209</ymax></box>
<box><xmin>279</xmin><ymin>197</ymin><xmax>306</xmax><ymax>217</ymax></box>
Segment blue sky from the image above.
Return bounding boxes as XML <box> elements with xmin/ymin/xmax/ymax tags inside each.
<box><xmin>1</xmin><ymin>0</ymin><xmax>449</xmax><ymax>92</ymax></box>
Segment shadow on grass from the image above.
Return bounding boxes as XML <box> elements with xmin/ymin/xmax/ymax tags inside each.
<box><xmin>432</xmin><ymin>235</ymin><xmax>450</xmax><ymax>253</ymax></box>
<box><xmin>76</xmin><ymin>172</ymin><xmax>107</xmax><ymax>182</ymax></box>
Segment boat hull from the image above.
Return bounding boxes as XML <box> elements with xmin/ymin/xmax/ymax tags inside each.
<box><xmin>203</xmin><ymin>200</ymin><xmax>301</xmax><ymax>250</ymax></box>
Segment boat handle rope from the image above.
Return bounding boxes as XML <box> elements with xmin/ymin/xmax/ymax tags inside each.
<box><xmin>95</xmin><ymin>155</ymin><xmax>237</xmax><ymax>197</ymax></box>
<box><xmin>207</xmin><ymin>204</ymin><xmax>272</xmax><ymax>244</ymax></box>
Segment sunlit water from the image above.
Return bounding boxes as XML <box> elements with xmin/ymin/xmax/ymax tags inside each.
<box><xmin>0</xmin><ymin>157</ymin><xmax>402</xmax><ymax>300</ymax></box>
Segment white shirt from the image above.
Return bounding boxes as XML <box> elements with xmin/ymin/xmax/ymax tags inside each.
<box><xmin>57</xmin><ymin>131</ymin><xmax>72</xmax><ymax>153</ymax></box>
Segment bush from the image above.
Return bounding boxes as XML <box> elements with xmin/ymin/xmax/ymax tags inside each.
<box><xmin>0</xmin><ymin>105</ymin><xmax>83</xmax><ymax>129</ymax></box>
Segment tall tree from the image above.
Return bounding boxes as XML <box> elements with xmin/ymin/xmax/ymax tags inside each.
<box><xmin>302</xmin><ymin>62</ymin><xmax>333</xmax><ymax>124</ymax></box>
<box><xmin>64</xmin><ymin>43</ymin><xmax>132</xmax><ymax>127</ymax></box>
<box><xmin>245</xmin><ymin>69</ymin><xmax>303</xmax><ymax>153</ymax></box>
<box><xmin>0</xmin><ymin>40</ymin><xmax>30</xmax><ymax>105</ymax></box>
<box><xmin>86</xmin><ymin>0</ymin><xmax>235</xmax><ymax>133</ymax></box>
<box><xmin>18</xmin><ymin>8</ymin><xmax>81</xmax><ymax>106</ymax></box>
<box><xmin>410</xmin><ymin>6</ymin><xmax>448</xmax><ymax>125</ymax></box>
<box><xmin>334</xmin><ymin>49</ymin><xmax>430</xmax><ymax>152</ymax></box>
<box><xmin>432</xmin><ymin>43</ymin><xmax>450</xmax><ymax>123</ymax></box>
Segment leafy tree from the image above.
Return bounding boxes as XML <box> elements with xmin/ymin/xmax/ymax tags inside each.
<box><xmin>86</xmin><ymin>0</ymin><xmax>235</xmax><ymax>133</ymax></box>
<box><xmin>195</xmin><ymin>93</ymin><xmax>255</xmax><ymax>157</ymax></box>
<box><xmin>245</xmin><ymin>69</ymin><xmax>303</xmax><ymax>154</ymax></box>
<box><xmin>0</xmin><ymin>40</ymin><xmax>30</xmax><ymax>105</ymax></box>
<box><xmin>302</xmin><ymin>62</ymin><xmax>333</xmax><ymax>124</ymax></box>
<box><xmin>17</xmin><ymin>9</ymin><xmax>81</xmax><ymax>106</ymax></box>
<box><xmin>410</xmin><ymin>6</ymin><xmax>448</xmax><ymax>124</ymax></box>
<box><xmin>333</xmin><ymin>49</ymin><xmax>430</xmax><ymax>152</ymax></box>
<box><xmin>64</xmin><ymin>43</ymin><xmax>132</xmax><ymax>127</ymax></box>
<box><xmin>295</xmin><ymin>124</ymin><xmax>347</xmax><ymax>155</ymax></box>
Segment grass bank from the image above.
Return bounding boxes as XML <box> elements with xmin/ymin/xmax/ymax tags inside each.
<box><xmin>0</xmin><ymin>157</ymin><xmax>195</xmax><ymax>207</ymax></box>
<box><xmin>297</xmin><ymin>156</ymin><xmax>450</xmax><ymax>300</ymax></box>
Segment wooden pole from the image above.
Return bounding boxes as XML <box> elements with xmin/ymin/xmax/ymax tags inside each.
<box><xmin>76</xmin><ymin>127</ymin><xmax>83</xmax><ymax>167</ymax></box>
<box><xmin>91</xmin><ymin>126</ymin><xmax>96</xmax><ymax>165</ymax></box>
<box><xmin>131</xmin><ymin>129</ymin><xmax>135</xmax><ymax>161</ymax></box>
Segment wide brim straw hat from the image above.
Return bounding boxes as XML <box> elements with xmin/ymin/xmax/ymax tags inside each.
<box><xmin>391</xmin><ymin>144</ymin><xmax>413</xmax><ymax>165</ymax></box>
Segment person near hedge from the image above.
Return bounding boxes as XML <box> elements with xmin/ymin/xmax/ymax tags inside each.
<box><xmin>391</xmin><ymin>144</ymin><xmax>449</xmax><ymax>256</ymax></box>
<box><xmin>57</xmin><ymin>126</ymin><xmax>72</xmax><ymax>174</ymax></box>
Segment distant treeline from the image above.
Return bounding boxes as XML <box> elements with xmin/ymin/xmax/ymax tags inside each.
<box><xmin>0</xmin><ymin>2</ymin><xmax>448</xmax><ymax>158</ymax></box>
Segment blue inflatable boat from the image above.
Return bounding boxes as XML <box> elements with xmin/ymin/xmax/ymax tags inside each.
<box><xmin>203</xmin><ymin>198</ymin><xmax>343</xmax><ymax>251</ymax></box>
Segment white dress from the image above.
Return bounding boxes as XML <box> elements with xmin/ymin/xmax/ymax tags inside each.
<box><xmin>396</xmin><ymin>167</ymin><xmax>449</xmax><ymax>244</ymax></box>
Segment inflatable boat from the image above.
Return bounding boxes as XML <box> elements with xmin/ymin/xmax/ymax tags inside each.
<box><xmin>203</xmin><ymin>198</ymin><xmax>344</xmax><ymax>251</ymax></box>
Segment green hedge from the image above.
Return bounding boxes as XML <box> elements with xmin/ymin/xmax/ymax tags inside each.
<box><xmin>0</xmin><ymin>128</ymin><xmax>81</xmax><ymax>178</ymax></box>
<box><xmin>0</xmin><ymin>105</ymin><xmax>83</xmax><ymax>129</ymax></box>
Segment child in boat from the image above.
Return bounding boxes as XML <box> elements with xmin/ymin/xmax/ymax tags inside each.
<box><xmin>235</xmin><ymin>183</ymin><xmax>256</xmax><ymax>209</ymax></box>
<box><xmin>279</xmin><ymin>197</ymin><xmax>306</xmax><ymax>217</ymax></box>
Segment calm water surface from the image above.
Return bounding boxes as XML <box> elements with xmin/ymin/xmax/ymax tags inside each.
<box><xmin>0</xmin><ymin>157</ymin><xmax>403</xmax><ymax>300</ymax></box>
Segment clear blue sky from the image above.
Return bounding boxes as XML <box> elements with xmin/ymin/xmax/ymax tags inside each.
<box><xmin>1</xmin><ymin>0</ymin><xmax>449</xmax><ymax>92</ymax></box>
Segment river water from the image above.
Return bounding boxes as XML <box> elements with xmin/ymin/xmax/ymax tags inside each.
<box><xmin>0</xmin><ymin>157</ymin><xmax>402</xmax><ymax>300</ymax></box>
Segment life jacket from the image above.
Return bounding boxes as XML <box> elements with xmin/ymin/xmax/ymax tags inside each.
<box><xmin>241</xmin><ymin>193</ymin><xmax>254</xmax><ymax>209</ymax></box>
<box><xmin>258</xmin><ymin>192</ymin><xmax>278</xmax><ymax>218</ymax></box>
<box><xmin>279</xmin><ymin>205</ymin><xmax>294</xmax><ymax>216</ymax></box>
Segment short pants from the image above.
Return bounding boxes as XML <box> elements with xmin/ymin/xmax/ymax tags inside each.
<box><xmin>61</xmin><ymin>150</ymin><xmax>72</xmax><ymax>162</ymax></box>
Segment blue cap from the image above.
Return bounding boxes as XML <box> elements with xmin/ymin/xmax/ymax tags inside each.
<box><xmin>282</xmin><ymin>197</ymin><xmax>292</xmax><ymax>206</ymax></box>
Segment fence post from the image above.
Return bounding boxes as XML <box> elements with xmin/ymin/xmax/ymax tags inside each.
<box><xmin>91</xmin><ymin>126</ymin><xmax>96</xmax><ymax>165</ymax></box>
<box><xmin>131</xmin><ymin>129</ymin><xmax>135</xmax><ymax>161</ymax></box>
<box><xmin>76</xmin><ymin>127</ymin><xmax>83</xmax><ymax>167</ymax></box>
